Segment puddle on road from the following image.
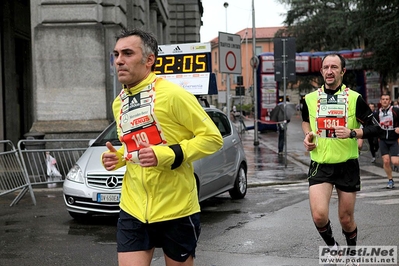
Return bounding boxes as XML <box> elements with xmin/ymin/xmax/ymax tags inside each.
<box><xmin>245</xmin><ymin>145</ymin><xmax>308</xmax><ymax>181</ymax></box>
<box><xmin>67</xmin><ymin>216</ymin><xmax>118</xmax><ymax>244</ymax></box>
<box><xmin>200</xmin><ymin>197</ymin><xmax>244</xmax><ymax>224</ymax></box>
<box><xmin>200</xmin><ymin>208</ymin><xmax>242</xmax><ymax>224</ymax></box>
<box><xmin>4</xmin><ymin>220</ymin><xmax>19</xmax><ymax>226</ymax></box>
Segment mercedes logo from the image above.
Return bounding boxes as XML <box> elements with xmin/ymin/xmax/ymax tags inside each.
<box><xmin>106</xmin><ymin>176</ymin><xmax>118</xmax><ymax>188</ymax></box>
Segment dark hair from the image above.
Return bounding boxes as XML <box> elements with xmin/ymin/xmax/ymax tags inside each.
<box><xmin>321</xmin><ymin>53</ymin><xmax>346</xmax><ymax>69</ymax></box>
<box><xmin>116</xmin><ymin>28</ymin><xmax>158</xmax><ymax>71</ymax></box>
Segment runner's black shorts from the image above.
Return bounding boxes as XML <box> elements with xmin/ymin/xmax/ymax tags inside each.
<box><xmin>307</xmin><ymin>159</ymin><xmax>361</xmax><ymax>192</ymax></box>
<box><xmin>379</xmin><ymin>139</ymin><xmax>399</xmax><ymax>157</ymax></box>
<box><xmin>117</xmin><ymin>209</ymin><xmax>201</xmax><ymax>262</ymax></box>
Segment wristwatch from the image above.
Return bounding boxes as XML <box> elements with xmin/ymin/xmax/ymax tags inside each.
<box><xmin>349</xmin><ymin>130</ymin><xmax>357</xmax><ymax>138</ymax></box>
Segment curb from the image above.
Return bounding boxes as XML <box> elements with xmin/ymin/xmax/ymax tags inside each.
<box><xmin>247</xmin><ymin>180</ymin><xmax>306</xmax><ymax>188</ymax></box>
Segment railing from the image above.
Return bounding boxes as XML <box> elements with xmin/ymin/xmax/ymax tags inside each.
<box><xmin>0</xmin><ymin>140</ymin><xmax>35</xmax><ymax>206</ymax></box>
<box><xmin>0</xmin><ymin>139</ymin><xmax>90</xmax><ymax>206</ymax></box>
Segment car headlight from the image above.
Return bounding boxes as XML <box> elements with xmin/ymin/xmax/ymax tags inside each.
<box><xmin>66</xmin><ymin>164</ymin><xmax>84</xmax><ymax>183</ymax></box>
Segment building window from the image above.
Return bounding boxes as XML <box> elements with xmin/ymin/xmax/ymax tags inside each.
<box><xmin>256</xmin><ymin>46</ymin><xmax>262</xmax><ymax>56</ymax></box>
<box><xmin>233</xmin><ymin>74</ymin><xmax>239</xmax><ymax>84</ymax></box>
<box><xmin>214</xmin><ymin>51</ymin><xmax>217</xmax><ymax>64</ymax></box>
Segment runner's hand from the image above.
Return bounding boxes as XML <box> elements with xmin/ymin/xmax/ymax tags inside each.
<box><xmin>138</xmin><ymin>142</ymin><xmax>158</xmax><ymax>167</ymax></box>
<box><xmin>304</xmin><ymin>132</ymin><xmax>316</xmax><ymax>151</ymax></box>
<box><xmin>333</xmin><ymin>126</ymin><xmax>350</xmax><ymax>139</ymax></box>
<box><xmin>102</xmin><ymin>142</ymin><xmax>119</xmax><ymax>170</ymax></box>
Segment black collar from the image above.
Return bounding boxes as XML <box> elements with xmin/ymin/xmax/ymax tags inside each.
<box><xmin>323</xmin><ymin>84</ymin><xmax>343</xmax><ymax>95</ymax></box>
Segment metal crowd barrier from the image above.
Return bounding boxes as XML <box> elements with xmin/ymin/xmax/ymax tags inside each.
<box><xmin>0</xmin><ymin>139</ymin><xmax>90</xmax><ymax>206</ymax></box>
<box><xmin>0</xmin><ymin>140</ymin><xmax>35</xmax><ymax>206</ymax></box>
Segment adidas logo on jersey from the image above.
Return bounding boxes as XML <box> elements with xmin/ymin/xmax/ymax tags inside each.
<box><xmin>327</xmin><ymin>95</ymin><xmax>338</xmax><ymax>104</ymax></box>
<box><xmin>129</xmin><ymin>96</ymin><xmax>140</xmax><ymax>108</ymax></box>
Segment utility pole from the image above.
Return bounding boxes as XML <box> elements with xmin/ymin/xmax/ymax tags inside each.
<box><xmin>252</xmin><ymin>0</ymin><xmax>259</xmax><ymax>146</ymax></box>
<box><xmin>223</xmin><ymin>2</ymin><xmax>231</xmax><ymax>116</ymax></box>
<box><xmin>274</xmin><ymin>37</ymin><xmax>296</xmax><ymax>167</ymax></box>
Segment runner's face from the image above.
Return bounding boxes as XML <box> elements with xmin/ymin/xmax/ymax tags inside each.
<box><xmin>380</xmin><ymin>95</ymin><xmax>391</xmax><ymax>108</ymax></box>
<box><xmin>113</xmin><ymin>35</ymin><xmax>154</xmax><ymax>88</ymax></box>
<box><xmin>369</xmin><ymin>104</ymin><xmax>375</xmax><ymax>112</ymax></box>
<box><xmin>321</xmin><ymin>55</ymin><xmax>345</xmax><ymax>90</ymax></box>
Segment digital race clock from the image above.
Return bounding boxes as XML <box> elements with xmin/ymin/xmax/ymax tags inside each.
<box><xmin>154</xmin><ymin>43</ymin><xmax>214</xmax><ymax>95</ymax></box>
<box><xmin>154</xmin><ymin>53</ymin><xmax>210</xmax><ymax>75</ymax></box>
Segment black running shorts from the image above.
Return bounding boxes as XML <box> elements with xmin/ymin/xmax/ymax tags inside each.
<box><xmin>117</xmin><ymin>209</ymin><xmax>201</xmax><ymax>262</ymax></box>
<box><xmin>307</xmin><ymin>159</ymin><xmax>361</xmax><ymax>192</ymax></box>
<box><xmin>379</xmin><ymin>139</ymin><xmax>399</xmax><ymax>157</ymax></box>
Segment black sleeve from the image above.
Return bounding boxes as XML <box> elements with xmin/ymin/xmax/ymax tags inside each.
<box><xmin>355</xmin><ymin>96</ymin><xmax>372</xmax><ymax>123</ymax></box>
<box><xmin>356</xmin><ymin>96</ymin><xmax>380</xmax><ymax>139</ymax></box>
<box><xmin>393</xmin><ymin>107</ymin><xmax>399</xmax><ymax>128</ymax></box>
<box><xmin>301</xmin><ymin>100</ymin><xmax>310</xmax><ymax>123</ymax></box>
<box><xmin>169</xmin><ymin>144</ymin><xmax>183</xmax><ymax>170</ymax></box>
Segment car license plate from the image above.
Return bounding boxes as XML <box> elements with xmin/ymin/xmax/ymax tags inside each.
<box><xmin>97</xmin><ymin>193</ymin><xmax>120</xmax><ymax>203</ymax></box>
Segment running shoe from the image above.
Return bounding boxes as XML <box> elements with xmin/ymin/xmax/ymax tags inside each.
<box><xmin>323</xmin><ymin>242</ymin><xmax>340</xmax><ymax>266</ymax></box>
<box><xmin>371</xmin><ymin>157</ymin><xmax>376</xmax><ymax>163</ymax></box>
<box><xmin>387</xmin><ymin>179</ymin><xmax>395</xmax><ymax>189</ymax></box>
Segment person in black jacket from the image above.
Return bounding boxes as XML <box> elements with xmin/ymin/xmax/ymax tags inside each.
<box><xmin>368</xmin><ymin>103</ymin><xmax>379</xmax><ymax>162</ymax></box>
<box><xmin>277</xmin><ymin>96</ymin><xmax>290</xmax><ymax>155</ymax></box>
<box><xmin>375</xmin><ymin>94</ymin><xmax>399</xmax><ymax>189</ymax></box>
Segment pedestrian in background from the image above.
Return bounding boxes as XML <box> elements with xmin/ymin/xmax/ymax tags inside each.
<box><xmin>302</xmin><ymin>53</ymin><xmax>379</xmax><ymax>265</ymax></box>
<box><xmin>231</xmin><ymin>105</ymin><xmax>239</xmax><ymax>122</ymax></box>
<box><xmin>277</xmin><ymin>96</ymin><xmax>290</xmax><ymax>155</ymax></box>
<box><xmin>367</xmin><ymin>103</ymin><xmax>379</xmax><ymax>163</ymax></box>
<box><xmin>375</xmin><ymin>94</ymin><xmax>399</xmax><ymax>189</ymax></box>
<box><xmin>102</xmin><ymin>28</ymin><xmax>223</xmax><ymax>266</ymax></box>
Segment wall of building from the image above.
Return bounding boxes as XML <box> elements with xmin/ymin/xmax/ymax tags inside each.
<box><xmin>168</xmin><ymin>0</ymin><xmax>203</xmax><ymax>44</ymax></box>
<box><xmin>0</xmin><ymin>0</ymin><xmax>32</xmax><ymax>146</ymax></box>
<box><xmin>29</xmin><ymin>0</ymin><xmax>127</xmax><ymax>139</ymax></box>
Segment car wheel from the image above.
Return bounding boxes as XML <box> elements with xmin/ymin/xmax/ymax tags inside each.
<box><xmin>228</xmin><ymin>163</ymin><xmax>247</xmax><ymax>199</ymax></box>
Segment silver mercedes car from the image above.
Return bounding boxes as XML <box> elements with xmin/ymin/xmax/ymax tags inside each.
<box><xmin>63</xmin><ymin>107</ymin><xmax>247</xmax><ymax>219</ymax></box>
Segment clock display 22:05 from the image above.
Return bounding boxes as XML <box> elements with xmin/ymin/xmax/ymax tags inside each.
<box><xmin>154</xmin><ymin>53</ymin><xmax>209</xmax><ymax>75</ymax></box>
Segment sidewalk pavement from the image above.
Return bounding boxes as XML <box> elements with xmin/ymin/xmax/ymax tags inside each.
<box><xmin>238</xmin><ymin>114</ymin><xmax>399</xmax><ymax>187</ymax></box>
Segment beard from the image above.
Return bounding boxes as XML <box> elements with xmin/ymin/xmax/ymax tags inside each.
<box><xmin>324</xmin><ymin>76</ymin><xmax>339</xmax><ymax>89</ymax></box>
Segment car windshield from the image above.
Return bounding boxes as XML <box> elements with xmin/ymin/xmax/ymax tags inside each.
<box><xmin>91</xmin><ymin>122</ymin><xmax>120</xmax><ymax>147</ymax></box>
<box><xmin>91</xmin><ymin>109</ymin><xmax>230</xmax><ymax>147</ymax></box>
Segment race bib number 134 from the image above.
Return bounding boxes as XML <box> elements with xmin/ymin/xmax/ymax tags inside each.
<box><xmin>317</xmin><ymin>117</ymin><xmax>345</xmax><ymax>130</ymax></box>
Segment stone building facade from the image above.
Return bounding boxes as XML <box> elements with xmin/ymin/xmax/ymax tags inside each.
<box><xmin>0</xmin><ymin>0</ymin><xmax>204</xmax><ymax>145</ymax></box>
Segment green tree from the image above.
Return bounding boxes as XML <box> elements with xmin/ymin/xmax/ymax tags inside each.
<box><xmin>276</xmin><ymin>0</ymin><xmax>399</xmax><ymax>83</ymax></box>
<box><xmin>357</xmin><ymin>0</ymin><xmax>399</xmax><ymax>83</ymax></box>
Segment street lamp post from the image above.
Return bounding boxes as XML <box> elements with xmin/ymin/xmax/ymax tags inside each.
<box><xmin>252</xmin><ymin>0</ymin><xmax>259</xmax><ymax>145</ymax></box>
<box><xmin>223</xmin><ymin>2</ymin><xmax>228</xmax><ymax>32</ymax></box>
<box><xmin>223</xmin><ymin>2</ymin><xmax>231</xmax><ymax>118</ymax></box>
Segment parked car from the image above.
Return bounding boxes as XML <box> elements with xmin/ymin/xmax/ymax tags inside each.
<box><xmin>63</xmin><ymin>107</ymin><xmax>247</xmax><ymax>219</ymax></box>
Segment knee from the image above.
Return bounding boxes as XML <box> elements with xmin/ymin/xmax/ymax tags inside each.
<box><xmin>383</xmin><ymin>159</ymin><xmax>391</xmax><ymax>167</ymax></box>
<box><xmin>312</xmin><ymin>212</ymin><xmax>329</xmax><ymax>227</ymax></box>
<box><xmin>392</xmin><ymin>158</ymin><xmax>399</xmax><ymax>166</ymax></box>
<box><xmin>339</xmin><ymin>214</ymin><xmax>354</xmax><ymax>229</ymax></box>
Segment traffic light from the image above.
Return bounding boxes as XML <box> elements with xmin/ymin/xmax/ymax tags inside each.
<box><xmin>237</xmin><ymin>76</ymin><xmax>243</xmax><ymax>86</ymax></box>
<box><xmin>236</xmin><ymin>86</ymin><xmax>245</xmax><ymax>96</ymax></box>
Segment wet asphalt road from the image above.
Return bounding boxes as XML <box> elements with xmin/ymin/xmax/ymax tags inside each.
<box><xmin>1</xmin><ymin>115</ymin><xmax>399</xmax><ymax>265</ymax></box>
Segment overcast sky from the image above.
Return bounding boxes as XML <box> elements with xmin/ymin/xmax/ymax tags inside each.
<box><xmin>200</xmin><ymin>0</ymin><xmax>287</xmax><ymax>42</ymax></box>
